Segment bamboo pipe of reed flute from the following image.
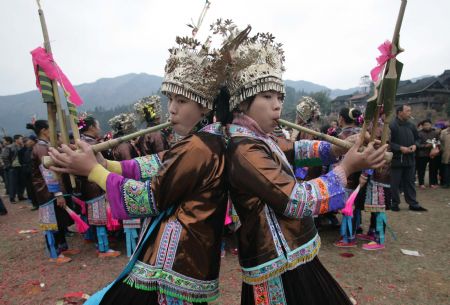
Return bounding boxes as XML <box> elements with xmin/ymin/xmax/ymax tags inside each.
<box><xmin>42</xmin><ymin>121</ymin><xmax>171</xmax><ymax>169</ymax></box>
<box><xmin>278</xmin><ymin>119</ymin><xmax>392</xmax><ymax>162</ymax></box>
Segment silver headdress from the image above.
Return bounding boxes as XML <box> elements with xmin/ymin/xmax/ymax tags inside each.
<box><xmin>108</xmin><ymin>113</ymin><xmax>137</xmax><ymax>136</ymax></box>
<box><xmin>134</xmin><ymin>95</ymin><xmax>162</xmax><ymax>123</ymax></box>
<box><xmin>296</xmin><ymin>96</ymin><xmax>321</xmax><ymax>123</ymax></box>
<box><xmin>224</xmin><ymin>24</ymin><xmax>286</xmax><ymax>110</ymax></box>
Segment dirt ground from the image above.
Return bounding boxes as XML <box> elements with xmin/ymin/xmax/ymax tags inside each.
<box><xmin>0</xmin><ymin>184</ymin><xmax>449</xmax><ymax>305</ymax></box>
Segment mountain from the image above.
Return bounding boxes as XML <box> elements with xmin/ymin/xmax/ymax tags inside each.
<box><xmin>284</xmin><ymin>80</ymin><xmax>329</xmax><ymax>93</ymax></box>
<box><xmin>284</xmin><ymin>79</ymin><xmax>359</xmax><ymax>99</ymax></box>
<box><xmin>329</xmin><ymin>87</ymin><xmax>360</xmax><ymax>99</ymax></box>
<box><xmin>74</xmin><ymin>73</ymin><xmax>163</xmax><ymax>109</ymax></box>
<box><xmin>0</xmin><ymin>73</ymin><xmax>163</xmax><ymax>135</ymax></box>
<box><xmin>0</xmin><ymin>72</ymin><xmax>437</xmax><ymax>135</ymax></box>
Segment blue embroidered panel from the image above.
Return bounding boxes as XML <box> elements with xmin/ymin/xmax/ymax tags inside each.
<box><xmin>121</xmin><ymin>179</ymin><xmax>159</xmax><ymax>217</ymax></box>
<box><xmin>267</xmin><ymin>276</ymin><xmax>287</xmax><ymax>305</ymax></box>
<box><xmin>155</xmin><ymin>219</ymin><xmax>182</xmax><ymax>269</ymax></box>
<box><xmin>264</xmin><ymin>206</ymin><xmax>285</xmax><ymax>257</ymax></box>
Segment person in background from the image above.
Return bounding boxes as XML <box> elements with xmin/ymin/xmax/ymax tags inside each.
<box><xmin>334</xmin><ymin>107</ymin><xmax>363</xmax><ymax>248</ymax></box>
<box><xmin>1</xmin><ymin>137</ymin><xmax>13</xmax><ymax>198</ymax></box>
<box><xmin>389</xmin><ymin>105</ymin><xmax>427</xmax><ymax>212</ymax></box>
<box><xmin>417</xmin><ymin>119</ymin><xmax>440</xmax><ymax>189</ymax></box>
<box><xmin>134</xmin><ymin>95</ymin><xmax>169</xmax><ymax>156</ymax></box>
<box><xmin>440</xmin><ymin>122</ymin><xmax>450</xmax><ymax>188</ymax></box>
<box><xmin>108</xmin><ymin>113</ymin><xmax>142</xmax><ymax>258</ymax></box>
<box><xmin>77</xmin><ymin>115</ymin><xmax>121</xmax><ymax>258</ymax></box>
<box><xmin>20</xmin><ymin>135</ymin><xmax>39</xmax><ymax>210</ymax></box>
<box><xmin>5</xmin><ymin>135</ymin><xmax>25</xmax><ymax>202</ymax></box>
<box><xmin>27</xmin><ymin>120</ymin><xmax>78</xmax><ymax>263</ymax></box>
<box><xmin>0</xmin><ymin>143</ymin><xmax>4</xmax><ymax>185</ymax></box>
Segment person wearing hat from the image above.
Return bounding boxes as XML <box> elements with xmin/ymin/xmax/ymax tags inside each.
<box><xmin>224</xmin><ymin>24</ymin><xmax>387</xmax><ymax>304</ymax></box>
<box><xmin>134</xmin><ymin>95</ymin><xmax>170</xmax><ymax>155</ymax></box>
<box><xmin>49</xmin><ymin>21</ymin><xmax>245</xmax><ymax>304</ymax></box>
<box><xmin>108</xmin><ymin>113</ymin><xmax>142</xmax><ymax>257</ymax></box>
<box><xmin>26</xmin><ymin>120</ymin><xmax>79</xmax><ymax>263</ymax></box>
<box><xmin>108</xmin><ymin>113</ymin><xmax>141</xmax><ymax>161</ymax></box>
<box><xmin>76</xmin><ymin>114</ymin><xmax>121</xmax><ymax>258</ymax></box>
<box><xmin>290</xmin><ymin>96</ymin><xmax>321</xmax><ymax>142</ymax></box>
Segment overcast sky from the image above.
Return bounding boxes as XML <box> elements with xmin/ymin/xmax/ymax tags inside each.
<box><xmin>1</xmin><ymin>0</ymin><xmax>449</xmax><ymax>96</ymax></box>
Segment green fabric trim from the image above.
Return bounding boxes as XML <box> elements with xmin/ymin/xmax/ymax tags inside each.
<box><xmin>123</xmin><ymin>278</ymin><xmax>219</xmax><ymax>303</ymax></box>
<box><xmin>295</xmin><ymin>157</ymin><xmax>323</xmax><ymax>167</ymax></box>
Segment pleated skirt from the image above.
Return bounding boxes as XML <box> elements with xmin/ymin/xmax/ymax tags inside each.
<box><xmin>241</xmin><ymin>257</ymin><xmax>353</xmax><ymax>305</ymax></box>
<box><xmin>99</xmin><ymin>280</ymin><xmax>208</xmax><ymax>305</ymax></box>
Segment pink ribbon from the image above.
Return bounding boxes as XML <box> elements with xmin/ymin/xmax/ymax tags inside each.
<box><xmin>341</xmin><ymin>185</ymin><xmax>360</xmax><ymax>217</ymax></box>
<box><xmin>31</xmin><ymin>47</ymin><xmax>83</xmax><ymax>106</ymax></box>
<box><xmin>370</xmin><ymin>40</ymin><xmax>395</xmax><ymax>82</ymax></box>
<box><xmin>72</xmin><ymin>196</ymin><xmax>86</xmax><ymax>215</ymax></box>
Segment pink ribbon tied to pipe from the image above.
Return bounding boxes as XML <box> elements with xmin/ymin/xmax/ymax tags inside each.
<box><xmin>370</xmin><ymin>40</ymin><xmax>395</xmax><ymax>82</ymax></box>
<box><xmin>31</xmin><ymin>47</ymin><xmax>84</xmax><ymax>106</ymax></box>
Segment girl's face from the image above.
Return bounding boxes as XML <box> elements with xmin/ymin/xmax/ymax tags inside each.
<box><xmin>168</xmin><ymin>93</ymin><xmax>209</xmax><ymax>136</ymax></box>
<box><xmin>338</xmin><ymin>116</ymin><xmax>345</xmax><ymax>128</ymax></box>
<box><xmin>89</xmin><ymin>120</ymin><xmax>102</xmax><ymax>138</ymax></box>
<box><xmin>244</xmin><ymin>91</ymin><xmax>283</xmax><ymax>134</ymax></box>
<box><xmin>41</xmin><ymin>127</ymin><xmax>50</xmax><ymax>140</ymax></box>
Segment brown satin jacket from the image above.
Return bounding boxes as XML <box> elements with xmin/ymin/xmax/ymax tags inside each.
<box><xmin>32</xmin><ymin>139</ymin><xmax>71</xmax><ymax>228</ymax></box>
<box><xmin>112</xmin><ymin>141</ymin><xmax>140</xmax><ymax>161</ymax></box>
<box><xmin>105</xmin><ymin>123</ymin><xmax>227</xmax><ymax>302</ymax></box>
<box><xmin>31</xmin><ymin>139</ymin><xmax>56</xmax><ymax>205</ymax></box>
<box><xmin>226</xmin><ymin>124</ymin><xmax>346</xmax><ymax>285</ymax></box>
<box><xmin>137</xmin><ymin>131</ymin><xmax>169</xmax><ymax>156</ymax></box>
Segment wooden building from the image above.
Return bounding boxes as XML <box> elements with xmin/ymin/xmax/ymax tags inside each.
<box><xmin>331</xmin><ymin>70</ymin><xmax>450</xmax><ymax>118</ymax></box>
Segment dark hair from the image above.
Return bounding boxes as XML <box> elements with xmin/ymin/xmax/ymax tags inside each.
<box><xmin>3</xmin><ymin>136</ymin><xmax>13</xmax><ymax>144</ymax></box>
<box><xmin>13</xmin><ymin>134</ymin><xmax>23</xmax><ymax>141</ymax></box>
<box><xmin>79</xmin><ymin>116</ymin><xmax>97</xmax><ymax>133</ymax></box>
<box><xmin>26</xmin><ymin>120</ymin><xmax>49</xmax><ymax>136</ymax></box>
<box><xmin>422</xmin><ymin>119</ymin><xmax>432</xmax><ymax>125</ymax></box>
<box><xmin>339</xmin><ymin>107</ymin><xmax>362</xmax><ymax>125</ymax></box>
<box><xmin>396</xmin><ymin>104</ymin><xmax>410</xmax><ymax>115</ymax></box>
<box><xmin>112</xmin><ymin>129</ymin><xmax>124</xmax><ymax>139</ymax></box>
<box><xmin>212</xmin><ymin>87</ymin><xmax>233</xmax><ymax>124</ymax></box>
<box><xmin>320</xmin><ymin>124</ymin><xmax>331</xmax><ymax>134</ymax></box>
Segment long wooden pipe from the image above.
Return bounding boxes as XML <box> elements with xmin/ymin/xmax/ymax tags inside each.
<box><xmin>278</xmin><ymin>119</ymin><xmax>392</xmax><ymax>161</ymax></box>
<box><xmin>42</xmin><ymin>121</ymin><xmax>171</xmax><ymax>168</ymax></box>
<box><xmin>37</xmin><ymin>0</ymin><xmax>76</xmax><ymax>187</ymax></box>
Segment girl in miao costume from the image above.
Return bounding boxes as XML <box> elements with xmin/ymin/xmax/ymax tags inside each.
<box><xmin>77</xmin><ymin>115</ymin><xmax>121</xmax><ymax>258</ymax></box>
<box><xmin>28</xmin><ymin>120</ymin><xmax>79</xmax><ymax>264</ymax></box>
<box><xmin>108</xmin><ymin>113</ymin><xmax>142</xmax><ymax>257</ymax></box>
<box><xmin>134</xmin><ymin>95</ymin><xmax>170</xmax><ymax>155</ymax></box>
<box><xmin>223</xmin><ymin>22</ymin><xmax>388</xmax><ymax>305</ymax></box>
<box><xmin>357</xmin><ymin>123</ymin><xmax>392</xmax><ymax>251</ymax></box>
<box><xmin>49</xmin><ymin>21</ymin><xmax>248</xmax><ymax>305</ymax></box>
<box><xmin>333</xmin><ymin>107</ymin><xmax>363</xmax><ymax>248</ymax></box>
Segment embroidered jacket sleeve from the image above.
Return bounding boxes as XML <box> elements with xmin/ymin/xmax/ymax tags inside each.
<box><xmin>119</xmin><ymin>154</ymin><xmax>162</xmax><ymax>181</ymax></box>
<box><xmin>229</xmin><ymin>140</ymin><xmax>347</xmax><ymax>218</ymax></box>
<box><xmin>89</xmin><ymin>137</ymin><xmax>211</xmax><ymax>220</ymax></box>
<box><xmin>293</xmin><ymin>140</ymin><xmax>337</xmax><ymax>167</ymax></box>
